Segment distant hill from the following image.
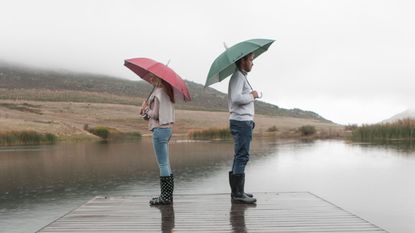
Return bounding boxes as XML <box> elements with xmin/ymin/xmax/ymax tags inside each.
<box><xmin>383</xmin><ymin>108</ymin><xmax>415</xmax><ymax>123</ymax></box>
<box><xmin>0</xmin><ymin>62</ymin><xmax>330</xmax><ymax>122</ymax></box>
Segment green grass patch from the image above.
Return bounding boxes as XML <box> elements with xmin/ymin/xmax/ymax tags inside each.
<box><xmin>299</xmin><ymin>125</ymin><xmax>316</xmax><ymax>136</ymax></box>
<box><xmin>0</xmin><ymin>130</ymin><xmax>57</xmax><ymax>146</ymax></box>
<box><xmin>87</xmin><ymin>126</ymin><xmax>110</xmax><ymax>139</ymax></box>
<box><xmin>352</xmin><ymin>119</ymin><xmax>415</xmax><ymax>141</ymax></box>
<box><xmin>84</xmin><ymin>125</ymin><xmax>141</xmax><ymax>141</ymax></box>
<box><xmin>188</xmin><ymin>128</ymin><xmax>231</xmax><ymax>140</ymax></box>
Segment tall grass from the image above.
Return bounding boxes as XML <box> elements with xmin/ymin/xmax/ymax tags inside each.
<box><xmin>188</xmin><ymin>128</ymin><xmax>231</xmax><ymax>140</ymax></box>
<box><xmin>86</xmin><ymin>127</ymin><xmax>110</xmax><ymax>139</ymax></box>
<box><xmin>352</xmin><ymin>119</ymin><xmax>415</xmax><ymax>141</ymax></box>
<box><xmin>84</xmin><ymin>125</ymin><xmax>141</xmax><ymax>141</ymax></box>
<box><xmin>0</xmin><ymin>131</ymin><xmax>57</xmax><ymax>146</ymax></box>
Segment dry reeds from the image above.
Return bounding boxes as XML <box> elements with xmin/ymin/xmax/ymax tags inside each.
<box><xmin>352</xmin><ymin>118</ymin><xmax>415</xmax><ymax>141</ymax></box>
<box><xmin>188</xmin><ymin>127</ymin><xmax>231</xmax><ymax>140</ymax></box>
<box><xmin>0</xmin><ymin>130</ymin><xmax>57</xmax><ymax>146</ymax></box>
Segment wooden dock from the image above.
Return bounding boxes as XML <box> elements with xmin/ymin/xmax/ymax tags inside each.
<box><xmin>37</xmin><ymin>192</ymin><xmax>387</xmax><ymax>233</ymax></box>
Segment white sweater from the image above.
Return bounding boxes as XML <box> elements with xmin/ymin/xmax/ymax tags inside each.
<box><xmin>227</xmin><ymin>69</ymin><xmax>255</xmax><ymax>121</ymax></box>
<box><xmin>146</xmin><ymin>87</ymin><xmax>175</xmax><ymax>130</ymax></box>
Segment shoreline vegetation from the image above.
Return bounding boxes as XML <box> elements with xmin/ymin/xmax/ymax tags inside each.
<box><xmin>351</xmin><ymin>119</ymin><xmax>415</xmax><ymax>142</ymax></box>
<box><xmin>4</xmin><ymin>118</ymin><xmax>414</xmax><ymax>146</ymax></box>
<box><xmin>0</xmin><ymin>130</ymin><xmax>57</xmax><ymax>146</ymax></box>
<box><xmin>188</xmin><ymin>125</ymin><xmax>328</xmax><ymax>140</ymax></box>
<box><xmin>84</xmin><ymin>125</ymin><xmax>142</xmax><ymax>141</ymax></box>
<box><xmin>188</xmin><ymin>128</ymin><xmax>231</xmax><ymax>140</ymax></box>
<box><xmin>0</xmin><ymin>98</ymin><xmax>344</xmax><ymax>146</ymax></box>
<box><xmin>0</xmin><ymin>127</ymin><xmax>142</xmax><ymax>146</ymax></box>
<box><xmin>3</xmin><ymin>101</ymin><xmax>415</xmax><ymax>146</ymax></box>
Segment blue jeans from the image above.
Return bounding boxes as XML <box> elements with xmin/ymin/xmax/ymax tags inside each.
<box><xmin>152</xmin><ymin>127</ymin><xmax>172</xmax><ymax>176</ymax></box>
<box><xmin>230</xmin><ymin>120</ymin><xmax>254</xmax><ymax>174</ymax></box>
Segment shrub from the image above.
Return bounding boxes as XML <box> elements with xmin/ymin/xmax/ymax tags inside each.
<box><xmin>266</xmin><ymin>125</ymin><xmax>278</xmax><ymax>132</ymax></box>
<box><xmin>86</xmin><ymin>126</ymin><xmax>110</xmax><ymax>139</ymax></box>
<box><xmin>299</xmin><ymin>125</ymin><xmax>316</xmax><ymax>136</ymax></box>
<box><xmin>85</xmin><ymin>126</ymin><xmax>141</xmax><ymax>140</ymax></box>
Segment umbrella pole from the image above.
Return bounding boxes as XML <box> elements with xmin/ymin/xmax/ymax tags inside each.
<box><xmin>145</xmin><ymin>86</ymin><xmax>156</xmax><ymax>102</ymax></box>
<box><xmin>244</xmin><ymin>76</ymin><xmax>254</xmax><ymax>91</ymax></box>
<box><xmin>244</xmin><ymin>76</ymin><xmax>262</xmax><ymax>99</ymax></box>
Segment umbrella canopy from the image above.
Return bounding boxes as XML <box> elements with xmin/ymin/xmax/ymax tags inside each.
<box><xmin>124</xmin><ymin>57</ymin><xmax>191</xmax><ymax>102</ymax></box>
<box><xmin>205</xmin><ymin>38</ymin><xmax>275</xmax><ymax>87</ymax></box>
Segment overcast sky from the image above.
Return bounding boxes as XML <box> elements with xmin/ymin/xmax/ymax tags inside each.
<box><xmin>1</xmin><ymin>0</ymin><xmax>415</xmax><ymax>125</ymax></box>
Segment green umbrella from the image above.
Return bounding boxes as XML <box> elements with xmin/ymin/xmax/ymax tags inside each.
<box><xmin>205</xmin><ymin>38</ymin><xmax>275</xmax><ymax>87</ymax></box>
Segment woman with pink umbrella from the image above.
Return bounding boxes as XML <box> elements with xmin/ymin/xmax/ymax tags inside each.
<box><xmin>125</xmin><ymin>57</ymin><xmax>191</xmax><ymax>205</ymax></box>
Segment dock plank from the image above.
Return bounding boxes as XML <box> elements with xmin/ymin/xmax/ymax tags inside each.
<box><xmin>37</xmin><ymin>192</ymin><xmax>387</xmax><ymax>233</ymax></box>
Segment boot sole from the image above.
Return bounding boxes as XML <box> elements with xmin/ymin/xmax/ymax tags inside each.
<box><xmin>231</xmin><ymin>198</ymin><xmax>257</xmax><ymax>204</ymax></box>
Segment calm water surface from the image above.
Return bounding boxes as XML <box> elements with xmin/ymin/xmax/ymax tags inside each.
<box><xmin>1</xmin><ymin>138</ymin><xmax>414</xmax><ymax>233</ymax></box>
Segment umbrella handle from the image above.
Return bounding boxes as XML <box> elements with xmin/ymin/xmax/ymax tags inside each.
<box><xmin>140</xmin><ymin>87</ymin><xmax>155</xmax><ymax>121</ymax></box>
<box><xmin>145</xmin><ymin>86</ymin><xmax>156</xmax><ymax>102</ymax></box>
<box><xmin>245</xmin><ymin>77</ymin><xmax>263</xmax><ymax>99</ymax></box>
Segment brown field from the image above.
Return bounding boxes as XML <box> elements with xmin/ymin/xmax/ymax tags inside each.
<box><xmin>0</xmin><ymin>99</ymin><xmax>344</xmax><ymax>141</ymax></box>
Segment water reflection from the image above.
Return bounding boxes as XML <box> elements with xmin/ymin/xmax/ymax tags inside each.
<box><xmin>152</xmin><ymin>205</ymin><xmax>175</xmax><ymax>233</ymax></box>
<box><xmin>349</xmin><ymin>140</ymin><xmax>415</xmax><ymax>154</ymax></box>
<box><xmin>230</xmin><ymin>203</ymin><xmax>256</xmax><ymax>233</ymax></box>
<box><xmin>2</xmin><ymin>139</ymin><xmax>415</xmax><ymax>233</ymax></box>
<box><xmin>0</xmin><ymin>139</ymin><xmax>230</xmax><ymax>200</ymax></box>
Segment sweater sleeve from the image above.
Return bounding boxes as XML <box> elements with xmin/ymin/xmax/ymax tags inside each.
<box><xmin>229</xmin><ymin>75</ymin><xmax>254</xmax><ymax>105</ymax></box>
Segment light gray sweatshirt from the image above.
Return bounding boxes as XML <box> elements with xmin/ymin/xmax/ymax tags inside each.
<box><xmin>146</xmin><ymin>87</ymin><xmax>175</xmax><ymax>131</ymax></box>
<box><xmin>228</xmin><ymin>69</ymin><xmax>255</xmax><ymax>121</ymax></box>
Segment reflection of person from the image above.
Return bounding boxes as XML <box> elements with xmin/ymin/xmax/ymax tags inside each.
<box><xmin>228</xmin><ymin>53</ymin><xmax>258</xmax><ymax>204</ymax></box>
<box><xmin>140</xmin><ymin>73</ymin><xmax>175</xmax><ymax>205</ymax></box>
<box><xmin>230</xmin><ymin>203</ymin><xmax>255</xmax><ymax>233</ymax></box>
<box><xmin>154</xmin><ymin>205</ymin><xmax>175</xmax><ymax>233</ymax></box>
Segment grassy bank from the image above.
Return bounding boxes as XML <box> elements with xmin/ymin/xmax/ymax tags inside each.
<box><xmin>352</xmin><ymin>119</ymin><xmax>415</xmax><ymax>141</ymax></box>
<box><xmin>0</xmin><ymin>130</ymin><xmax>57</xmax><ymax>146</ymax></box>
<box><xmin>84</xmin><ymin>125</ymin><xmax>141</xmax><ymax>141</ymax></box>
<box><xmin>0</xmin><ymin>99</ymin><xmax>343</xmax><ymax>143</ymax></box>
<box><xmin>187</xmin><ymin>125</ymin><xmax>339</xmax><ymax>140</ymax></box>
<box><xmin>188</xmin><ymin>128</ymin><xmax>231</xmax><ymax>140</ymax></box>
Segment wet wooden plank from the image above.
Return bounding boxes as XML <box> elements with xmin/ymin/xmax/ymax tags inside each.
<box><xmin>37</xmin><ymin>192</ymin><xmax>387</xmax><ymax>233</ymax></box>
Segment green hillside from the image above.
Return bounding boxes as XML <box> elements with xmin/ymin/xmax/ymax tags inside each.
<box><xmin>0</xmin><ymin>62</ymin><xmax>330</xmax><ymax>122</ymax></box>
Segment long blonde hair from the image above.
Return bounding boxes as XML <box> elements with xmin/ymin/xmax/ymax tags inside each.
<box><xmin>161</xmin><ymin>79</ymin><xmax>175</xmax><ymax>103</ymax></box>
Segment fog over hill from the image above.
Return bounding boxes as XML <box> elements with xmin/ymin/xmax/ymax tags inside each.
<box><xmin>383</xmin><ymin>108</ymin><xmax>415</xmax><ymax>123</ymax></box>
<box><xmin>0</xmin><ymin>62</ymin><xmax>330</xmax><ymax>122</ymax></box>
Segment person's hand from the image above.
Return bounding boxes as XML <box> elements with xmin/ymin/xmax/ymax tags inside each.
<box><xmin>251</xmin><ymin>90</ymin><xmax>259</xmax><ymax>99</ymax></box>
<box><xmin>140</xmin><ymin>101</ymin><xmax>148</xmax><ymax>115</ymax></box>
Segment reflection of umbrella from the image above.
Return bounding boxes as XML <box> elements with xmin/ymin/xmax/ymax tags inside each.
<box><xmin>124</xmin><ymin>57</ymin><xmax>191</xmax><ymax>101</ymax></box>
<box><xmin>205</xmin><ymin>38</ymin><xmax>275</xmax><ymax>87</ymax></box>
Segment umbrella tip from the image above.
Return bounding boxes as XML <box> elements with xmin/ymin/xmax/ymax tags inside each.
<box><xmin>223</xmin><ymin>42</ymin><xmax>228</xmax><ymax>50</ymax></box>
<box><xmin>166</xmin><ymin>59</ymin><xmax>171</xmax><ymax>67</ymax></box>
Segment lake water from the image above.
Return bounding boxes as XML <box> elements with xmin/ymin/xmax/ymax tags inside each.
<box><xmin>1</xmin><ymin>138</ymin><xmax>414</xmax><ymax>233</ymax></box>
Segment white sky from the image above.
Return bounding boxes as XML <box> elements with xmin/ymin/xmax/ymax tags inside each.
<box><xmin>1</xmin><ymin>0</ymin><xmax>415</xmax><ymax>125</ymax></box>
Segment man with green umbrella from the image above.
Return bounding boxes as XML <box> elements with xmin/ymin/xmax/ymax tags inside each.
<box><xmin>227</xmin><ymin>52</ymin><xmax>259</xmax><ymax>204</ymax></box>
<box><xmin>206</xmin><ymin>38</ymin><xmax>274</xmax><ymax>204</ymax></box>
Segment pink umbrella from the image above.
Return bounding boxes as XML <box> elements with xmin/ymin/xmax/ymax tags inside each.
<box><xmin>124</xmin><ymin>57</ymin><xmax>191</xmax><ymax>102</ymax></box>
